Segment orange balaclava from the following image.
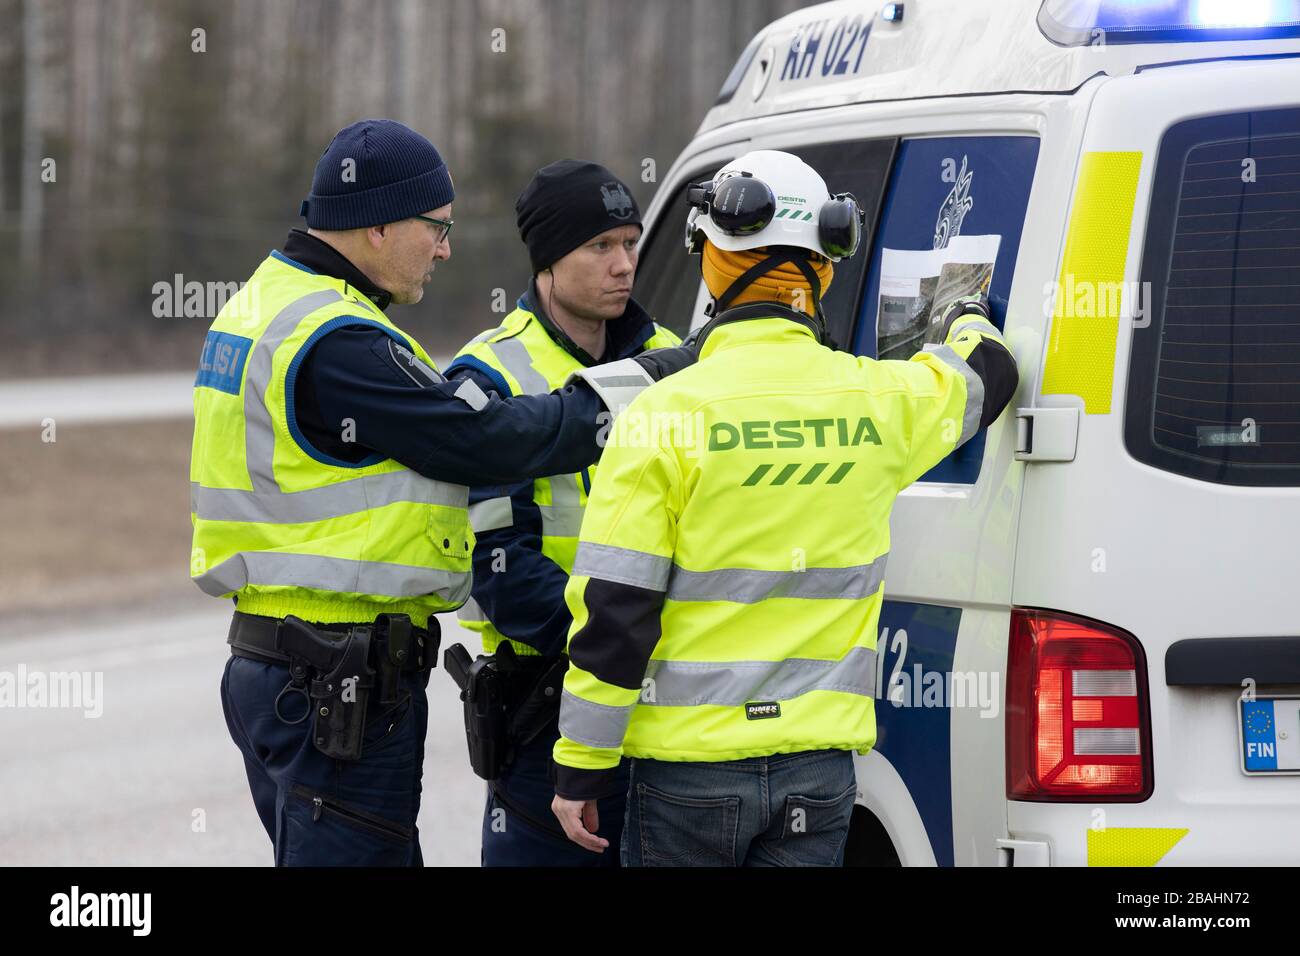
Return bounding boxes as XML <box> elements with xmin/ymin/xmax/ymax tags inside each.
<box><xmin>701</xmin><ymin>241</ymin><xmax>833</xmax><ymax>317</ymax></box>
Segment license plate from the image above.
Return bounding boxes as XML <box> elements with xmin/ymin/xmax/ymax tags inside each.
<box><xmin>1240</xmin><ymin>697</ymin><xmax>1300</xmax><ymax>774</ymax></box>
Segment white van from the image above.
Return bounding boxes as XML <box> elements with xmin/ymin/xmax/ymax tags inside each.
<box><xmin>630</xmin><ymin>0</ymin><xmax>1300</xmax><ymax>866</ymax></box>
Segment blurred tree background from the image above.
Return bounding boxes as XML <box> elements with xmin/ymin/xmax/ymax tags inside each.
<box><xmin>0</xmin><ymin>0</ymin><xmax>813</xmax><ymax>377</ymax></box>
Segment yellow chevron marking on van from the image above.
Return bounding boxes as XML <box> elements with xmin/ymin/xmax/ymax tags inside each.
<box><xmin>1087</xmin><ymin>827</ymin><xmax>1188</xmax><ymax>866</ymax></box>
<box><xmin>1041</xmin><ymin>151</ymin><xmax>1142</xmax><ymax>415</ymax></box>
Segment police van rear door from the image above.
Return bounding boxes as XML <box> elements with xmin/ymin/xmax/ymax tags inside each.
<box><xmin>1010</xmin><ymin>56</ymin><xmax>1300</xmax><ymax>866</ymax></box>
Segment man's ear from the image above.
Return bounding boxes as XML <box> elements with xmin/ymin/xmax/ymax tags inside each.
<box><xmin>367</xmin><ymin>224</ymin><xmax>388</xmax><ymax>249</ymax></box>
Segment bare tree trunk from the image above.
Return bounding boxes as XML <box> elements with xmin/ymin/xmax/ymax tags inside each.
<box><xmin>19</xmin><ymin>0</ymin><xmax>44</xmax><ymax>276</ymax></box>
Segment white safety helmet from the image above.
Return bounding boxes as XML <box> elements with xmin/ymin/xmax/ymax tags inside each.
<box><xmin>684</xmin><ymin>149</ymin><xmax>864</xmax><ymax>262</ymax></box>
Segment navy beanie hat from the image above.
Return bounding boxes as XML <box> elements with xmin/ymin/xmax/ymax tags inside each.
<box><xmin>300</xmin><ymin>119</ymin><xmax>455</xmax><ymax>230</ymax></box>
<box><xmin>515</xmin><ymin>160</ymin><xmax>641</xmax><ymax>274</ymax></box>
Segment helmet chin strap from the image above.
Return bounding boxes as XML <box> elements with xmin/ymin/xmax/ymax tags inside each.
<box><xmin>703</xmin><ymin>248</ymin><xmax>830</xmax><ymax>344</ymax></box>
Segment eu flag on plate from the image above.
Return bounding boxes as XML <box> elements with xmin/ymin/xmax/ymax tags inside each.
<box><xmin>1242</xmin><ymin>699</ymin><xmax>1277</xmax><ymax>771</ymax></box>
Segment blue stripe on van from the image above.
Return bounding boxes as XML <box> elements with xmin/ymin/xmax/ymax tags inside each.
<box><xmin>874</xmin><ymin>599</ymin><xmax>961</xmax><ymax>867</ymax></box>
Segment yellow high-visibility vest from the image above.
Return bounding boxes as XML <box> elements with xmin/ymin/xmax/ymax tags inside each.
<box><xmin>450</xmin><ymin>299</ymin><xmax>678</xmax><ymax>655</ymax></box>
<box><xmin>189</xmin><ymin>251</ymin><xmax>479</xmax><ymax>627</ymax></box>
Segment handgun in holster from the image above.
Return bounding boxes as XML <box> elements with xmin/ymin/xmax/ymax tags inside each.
<box><xmin>445</xmin><ymin>642</ymin><xmax>512</xmax><ymax>780</ymax></box>
<box><xmin>445</xmin><ymin>642</ymin><xmax>570</xmax><ymax>781</ymax></box>
<box><xmin>278</xmin><ymin>615</ymin><xmax>375</xmax><ymax>762</ymax></box>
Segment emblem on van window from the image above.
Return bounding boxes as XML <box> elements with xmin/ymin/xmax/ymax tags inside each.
<box><xmin>601</xmin><ymin>182</ymin><xmax>634</xmax><ymax>220</ymax></box>
<box><xmin>934</xmin><ymin>155</ymin><xmax>973</xmax><ymax>249</ymax></box>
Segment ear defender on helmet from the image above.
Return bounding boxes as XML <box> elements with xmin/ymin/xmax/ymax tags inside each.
<box><xmin>818</xmin><ymin>192</ymin><xmax>865</xmax><ymax>261</ymax></box>
<box><xmin>685</xmin><ymin>173</ymin><xmax>777</xmax><ymax>253</ymax></box>
<box><xmin>686</xmin><ymin>174</ymin><xmax>865</xmax><ymax>262</ymax></box>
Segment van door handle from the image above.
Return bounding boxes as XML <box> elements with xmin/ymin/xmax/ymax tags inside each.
<box><xmin>1014</xmin><ymin>407</ymin><xmax>1079</xmax><ymax>462</ymax></box>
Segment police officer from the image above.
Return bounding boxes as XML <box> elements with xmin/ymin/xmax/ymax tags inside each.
<box><xmin>192</xmin><ymin>119</ymin><xmax>691</xmax><ymax>866</ymax></box>
<box><xmin>444</xmin><ymin>161</ymin><xmax>679</xmax><ymax>866</ymax></box>
<box><xmin>549</xmin><ymin>150</ymin><xmax>1019</xmax><ymax>865</ymax></box>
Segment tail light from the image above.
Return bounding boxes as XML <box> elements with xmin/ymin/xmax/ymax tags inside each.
<box><xmin>1006</xmin><ymin>608</ymin><xmax>1152</xmax><ymax>801</ymax></box>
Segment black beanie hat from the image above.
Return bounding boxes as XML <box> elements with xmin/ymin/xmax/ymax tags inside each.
<box><xmin>300</xmin><ymin>119</ymin><xmax>454</xmax><ymax>230</ymax></box>
<box><xmin>515</xmin><ymin>160</ymin><xmax>641</xmax><ymax>274</ymax></box>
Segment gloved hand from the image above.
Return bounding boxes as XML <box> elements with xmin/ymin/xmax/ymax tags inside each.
<box><xmin>938</xmin><ymin>292</ymin><xmax>992</xmax><ymax>339</ymax></box>
<box><xmin>633</xmin><ymin>345</ymin><xmax>696</xmax><ymax>382</ymax></box>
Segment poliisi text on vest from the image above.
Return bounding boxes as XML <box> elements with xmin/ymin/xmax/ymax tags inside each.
<box><xmin>709</xmin><ymin>417</ymin><xmax>882</xmax><ymax>451</ymax></box>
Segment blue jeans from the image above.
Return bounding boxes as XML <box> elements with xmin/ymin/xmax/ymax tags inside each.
<box><xmin>621</xmin><ymin>749</ymin><xmax>856</xmax><ymax>867</ymax></box>
<box><xmin>481</xmin><ymin>717</ymin><xmax>627</xmax><ymax>867</ymax></box>
<box><xmin>220</xmin><ymin>654</ymin><xmax>430</xmax><ymax>866</ymax></box>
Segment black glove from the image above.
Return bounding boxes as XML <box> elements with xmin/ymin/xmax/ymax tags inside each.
<box><xmin>633</xmin><ymin>345</ymin><xmax>696</xmax><ymax>382</ymax></box>
<box><xmin>938</xmin><ymin>293</ymin><xmax>992</xmax><ymax>339</ymax></box>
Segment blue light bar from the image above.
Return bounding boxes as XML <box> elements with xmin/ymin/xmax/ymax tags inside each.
<box><xmin>882</xmin><ymin>3</ymin><xmax>905</xmax><ymax>22</ymax></box>
<box><xmin>1039</xmin><ymin>0</ymin><xmax>1300</xmax><ymax>45</ymax></box>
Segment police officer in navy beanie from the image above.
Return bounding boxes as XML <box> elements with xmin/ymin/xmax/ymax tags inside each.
<box><xmin>298</xmin><ymin>117</ymin><xmax>456</xmax><ymax>305</ymax></box>
<box><xmin>210</xmin><ymin>123</ymin><xmax>696</xmax><ymax>868</ymax></box>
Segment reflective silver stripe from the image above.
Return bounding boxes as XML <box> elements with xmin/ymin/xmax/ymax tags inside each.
<box><xmin>949</xmin><ymin>314</ymin><xmax>1001</xmax><ymax>340</ymax></box>
<box><xmin>468</xmin><ymin>496</ymin><xmax>513</xmax><ymax>533</ymax></box>
<box><xmin>540</xmin><ymin>474</ymin><xmax>585</xmax><ymax>539</ymax></box>
<box><xmin>572</xmin><ymin>542</ymin><xmax>671</xmax><ymax>592</ymax></box>
<box><xmin>587</xmin><ymin>375</ymin><xmax>648</xmax><ymax>388</ymax></box>
<box><xmin>193</xmin><ymin>551</ymin><xmax>471</xmax><ymax>604</ymax></box>
<box><xmin>489</xmin><ymin>337</ymin><xmax>549</xmax><ymax>395</ymax></box>
<box><xmin>570</xmin><ymin>358</ymin><xmax>654</xmax><ymax>417</ymax></box>
<box><xmin>457</xmin><ymin>594</ymin><xmax>487</xmax><ymax>623</ymax></box>
<box><xmin>244</xmin><ymin>289</ymin><xmax>344</xmax><ymax>492</ymax></box>
<box><xmin>192</xmin><ymin>472</ymin><xmax>468</xmax><ymax>524</ymax></box>
<box><xmin>666</xmin><ymin>554</ymin><xmax>888</xmax><ymax>604</ymax></box>
<box><xmin>466</xmin><ymin>324</ymin><xmax>507</xmax><ymax>346</ymax></box>
<box><xmin>559</xmin><ymin>690</ymin><xmax>636</xmax><ymax>750</ymax></box>
<box><xmin>922</xmin><ymin>342</ymin><xmax>984</xmax><ymax>447</ymax></box>
<box><xmin>389</xmin><ymin>340</ymin><xmax>444</xmax><ymax>385</ymax></box>
<box><xmin>642</xmin><ymin>645</ymin><xmax>877</xmax><ymax>706</ymax></box>
<box><xmin>453</xmin><ymin>378</ymin><xmax>489</xmax><ymax>411</ymax></box>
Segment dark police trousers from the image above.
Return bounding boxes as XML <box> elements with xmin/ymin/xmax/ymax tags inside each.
<box><xmin>221</xmin><ymin>653</ymin><xmax>430</xmax><ymax>866</ymax></box>
<box><xmin>481</xmin><ymin>714</ymin><xmax>627</xmax><ymax>867</ymax></box>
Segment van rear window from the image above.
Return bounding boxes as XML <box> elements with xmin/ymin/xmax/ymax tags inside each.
<box><xmin>1126</xmin><ymin>107</ymin><xmax>1300</xmax><ymax>486</ymax></box>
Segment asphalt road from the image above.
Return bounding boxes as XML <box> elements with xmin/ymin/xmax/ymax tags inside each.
<box><xmin>0</xmin><ymin>363</ymin><xmax>452</xmax><ymax>430</ymax></box>
<box><xmin>0</xmin><ymin>605</ymin><xmax>487</xmax><ymax>866</ymax></box>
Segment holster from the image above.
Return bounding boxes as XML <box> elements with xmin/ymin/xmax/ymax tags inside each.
<box><xmin>508</xmin><ymin>655</ymin><xmax>569</xmax><ymax>748</ymax></box>
<box><xmin>444</xmin><ymin>642</ymin><xmax>568</xmax><ymax>781</ymax></box>
<box><xmin>254</xmin><ymin>613</ymin><xmax>438</xmax><ymax>762</ymax></box>
<box><xmin>275</xmin><ymin>616</ymin><xmax>375</xmax><ymax>761</ymax></box>
<box><xmin>445</xmin><ymin>642</ymin><xmax>511</xmax><ymax>780</ymax></box>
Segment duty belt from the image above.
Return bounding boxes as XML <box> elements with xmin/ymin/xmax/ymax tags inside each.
<box><xmin>227</xmin><ymin>611</ymin><xmax>438</xmax><ymax>674</ymax></box>
<box><xmin>227</xmin><ymin>610</ymin><xmax>440</xmax><ymax>761</ymax></box>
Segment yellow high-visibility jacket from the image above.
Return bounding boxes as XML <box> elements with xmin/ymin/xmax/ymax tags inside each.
<box><xmin>552</xmin><ymin>302</ymin><xmax>1018</xmax><ymax>799</ymax></box>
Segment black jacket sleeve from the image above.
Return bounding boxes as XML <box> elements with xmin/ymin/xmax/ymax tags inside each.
<box><xmin>294</xmin><ymin>325</ymin><xmax>604</xmax><ymax>487</ymax></box>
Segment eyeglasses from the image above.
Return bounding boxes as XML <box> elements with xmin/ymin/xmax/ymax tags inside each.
<box><xmin>412</xmin><ymin>214</ymin><xmax>454</xmax><ymax>244</ymax></box>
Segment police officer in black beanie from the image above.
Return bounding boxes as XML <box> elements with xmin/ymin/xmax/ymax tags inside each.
<box><xmin>445</xmin><ymin>161</ymin><xmax>681</xmax><ymax>866</ymax></box>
